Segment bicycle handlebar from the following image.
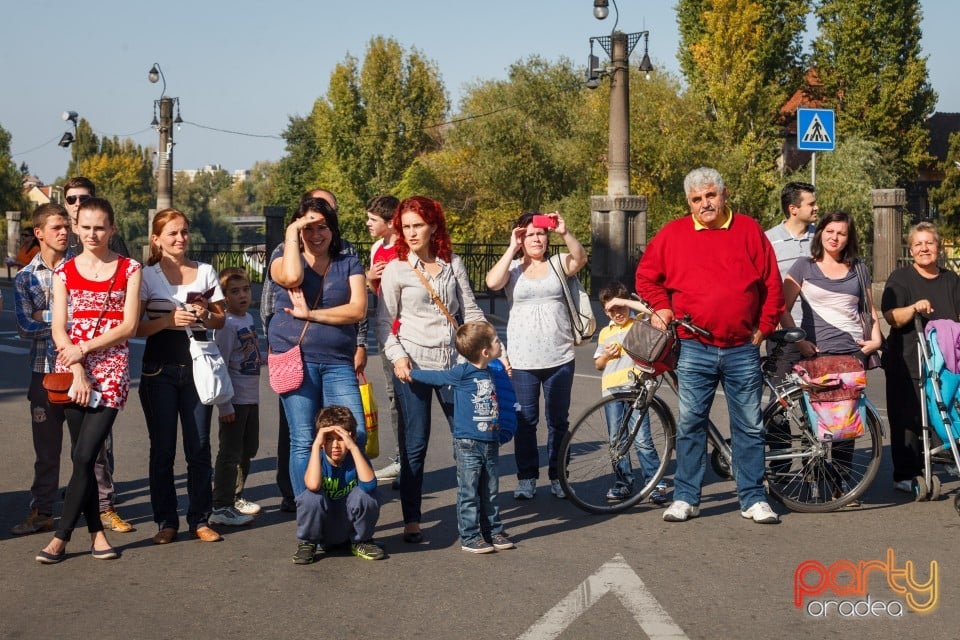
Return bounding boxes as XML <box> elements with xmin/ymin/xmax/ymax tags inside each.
<box><xmin>628</xmin><ymin>295</ymin><xmax>712</xmax><ymax>338</ymax></box>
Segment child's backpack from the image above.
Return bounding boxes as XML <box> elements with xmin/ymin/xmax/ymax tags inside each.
<box><xmin>489</xmin><ymin>359</ymin><xmax>518</xmax><ymax>444</ymax></box>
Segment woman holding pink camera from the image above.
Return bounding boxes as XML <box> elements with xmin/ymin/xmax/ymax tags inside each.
<box><xmin>485</xmin><ymin>211</ymin><xmax>587</xmax><ymax>500</ymax></box>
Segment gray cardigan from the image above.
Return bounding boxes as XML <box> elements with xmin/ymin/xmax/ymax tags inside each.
<box><xmin>376</xmin><ymin>253</ymin><xmax>484</xmax><ymax>370</ymax></box>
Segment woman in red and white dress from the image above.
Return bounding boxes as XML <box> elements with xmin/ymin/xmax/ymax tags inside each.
<box><xmin>36</xmin><ymin>197</ymin><xmax>141</xmax><ymax>564</ymax></box>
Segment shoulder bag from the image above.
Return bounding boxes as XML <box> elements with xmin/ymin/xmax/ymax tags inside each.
<box><xmin>156</xmin><ymin>264</ymin><xmax>234</xmax><ymax>405</ymax></box>
<box><xmin>411</xmin><ymin>262</ymin><xmax>461</xmax><ymax>330</ymax></box>
<box><xmin>43</xmin><ymin>260</ymin><xmax>121</xmax><ymax>404</ymax></box>
<box><xmin>854</xmin><ymin>261</ymin><xmax>884</xmax><ymax>370</ymax></box>
<box><xmin>548</xmin><ymin>254</ymin><xmax>595</xmax><ymax>345</ymax></box>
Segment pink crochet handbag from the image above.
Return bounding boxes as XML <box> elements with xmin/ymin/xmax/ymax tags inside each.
<box><xmin>268</xmin><ymin>288</ymin><xmax>322</xmax><ymax>394</ymax></box>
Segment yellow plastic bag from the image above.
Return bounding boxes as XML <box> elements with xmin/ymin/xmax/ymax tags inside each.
<box><xmin>358</xmin><ymin>373</ymin><xmax>379</xmax><ymax>459</ymax></box>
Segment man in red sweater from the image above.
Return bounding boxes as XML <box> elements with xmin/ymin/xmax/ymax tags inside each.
<box><xmin>635</xmin><ymin>167</ymin><xmax>784</xmax><ymax>524</ymax></box>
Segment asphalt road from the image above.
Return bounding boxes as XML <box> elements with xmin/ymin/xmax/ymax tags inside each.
<box><xmin>0</xmin><ymin>284</ymin><xmax>957</xmax><ymax>639</ymax></box>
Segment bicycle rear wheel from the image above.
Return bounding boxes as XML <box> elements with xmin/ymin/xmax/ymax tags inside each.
<box><xmin>764</xmin><ymin>390</ymin><xmax>882</xmax><ymax>512</ymax></box>
<box><xmin>559</xmin><ymin>394</ymin><xmax>675</xmax><ymax>514</ymax></box>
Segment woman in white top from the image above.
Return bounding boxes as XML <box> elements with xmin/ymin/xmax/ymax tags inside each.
<box><xmin>376</xmin><ymin>196</ymin><xmax>484</xmax><ymax>544</ymax></box>
<box><xmin>137</xmin><ymin>209</ymin><xmax>226</xmax><ymax>545</ymax></box>
<box><xmin>485</xmin><ymin>211</ymin><xmax>587</xmax><ymax>500</ymax></box>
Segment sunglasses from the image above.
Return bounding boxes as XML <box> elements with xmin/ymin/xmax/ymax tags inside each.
<box><xmin>66</xmin><ymin>194</ymin><xmax>92</xmax><ymax>205</ymax></box>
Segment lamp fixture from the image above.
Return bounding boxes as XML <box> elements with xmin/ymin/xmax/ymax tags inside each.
<box><xmin>593</xmin><ymin>0</ymin><xmax>609</xmax><ymax>20</ymax></box>
<box><xmin>62</xmin><ymin>110</ymin><xmax>79</xmax><ymax>124</ymax></box>
<box><xmin>58</xmin><ymin>132</ymin><xmax>74</xmax><ymax>148</ymax></box>
<box><xmin>148</xmin><ymin>62</ymin><xmax>166</xmax><ymax>98</ymax></box>
<box><xmin>638</xmin><ymin>33</ymin><xmax>653</xmax><ymax>80</ymax></box>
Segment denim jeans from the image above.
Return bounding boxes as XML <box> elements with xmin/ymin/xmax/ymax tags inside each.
<box><xmin>453</xmin><ymin>438</ymin><xmax>503</xmax><ymax>545</ymax></box>
<box><xmin>604</xmin><ymin>399</ymin><xmax>660</xmax><ymax>488</ymax></box>
<box><xmin>513</xmin><ymin>360</ymin><xmax>575</xmax><ymax>481</ymax></box>
<box><xmin>393</xmin><ymin>375</ymin><xmax>454</xmax><ymax>524</ymax></box>
<box><xmin>139</xmin><ymin>362</ymin><xmax>214</xmax><ymax>531</ymax></box>
<box><xmin>295</xmin><ymin>486</ymin><xmax>381</xmax><ymax>545</ymax></box>
<box><xmin>674</xmin><ymin>340</ymin><xmax>766</xmax><ymax>509</ymax></box>
<box><xmin>281</xmin><ymin>362</ymin><xmax>365</xmax><ymax>498</ymax></box>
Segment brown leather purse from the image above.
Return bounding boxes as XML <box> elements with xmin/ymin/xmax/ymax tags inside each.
<box><xmin>42</xmin><ymin>372</ymin><xmax>75</xmax><ymax>404</ymax></box>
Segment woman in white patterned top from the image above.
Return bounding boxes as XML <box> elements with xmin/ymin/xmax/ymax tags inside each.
<box><xmin>485</xmin><ymin>211</ymin><xmax>587</xmax><ymax>500</ymax></box>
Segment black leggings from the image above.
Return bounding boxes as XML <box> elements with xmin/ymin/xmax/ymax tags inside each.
<box><xmin>56</xmin><ymin>405</ymin><xmax>119</xmax><ymax>542</ymax></box>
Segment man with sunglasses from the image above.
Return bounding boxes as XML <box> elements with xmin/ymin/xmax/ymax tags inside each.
<box><xmin>64</xmin><ymin>176</ymin><xmax>130</xmax><ymax>258</ymax></box>
<box><xmin>59</xmin><ymin>176</ymin><xmax>134</xmax><ymax>534</ymax></box>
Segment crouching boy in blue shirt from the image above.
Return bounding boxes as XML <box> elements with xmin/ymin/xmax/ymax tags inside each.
<box><xmin>293</xmin><ymin>405</ymin><xmax>384</xmax><ymax>564</ymax></box>
<box><xmin>410</xmin><ymin>321</ymin><xmax>515</xmax><ymax>554</ymax></box>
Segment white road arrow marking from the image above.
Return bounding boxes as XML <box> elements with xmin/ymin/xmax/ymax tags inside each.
<box><xmin>518</xmin><ymin>554</ymin><xmax>689</xmax><ymax>640</ymax></box>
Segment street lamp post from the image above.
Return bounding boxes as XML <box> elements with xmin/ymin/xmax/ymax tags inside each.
<box><xmin>59</xmin><ymin>110</ymin><xmax>80</xmax><ymax>174</ymax></box>
<box><xmin>148</xmin><ymin>63</ymin><xmax>181</xmax><ymax>218</ymax></box>
<box><xmin>586</xmin><ymin>0</ymin><xmax>652</xmax><ymax>293</ymax></box>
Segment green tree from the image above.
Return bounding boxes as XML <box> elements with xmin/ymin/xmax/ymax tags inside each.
<box><xmin>407</xmin><ymin>56</ymin><xmax>596</xmax><ymax>242</ymax></box>
<box><xmin>810</xmin><ymin>0</ymin><xmax>936</xmax><ymax>182</ymax></box>
<box><xmin>269</xmin><ymin>115</ymin><xmax>317</xmax><ymax>214</ymax></box>
<box><xmin>78</xmin><ymin>137</ymin><xmax>154</xmax><ymax>247</ymax></box>
<box><xmin>0</xmin><ymin>124</ymin><xmax>28</xmax><ymax>219</ymax></box>
<box><xmin>175</xmin><ymin>169</ymin><xmax>236</xmax><ymax>244</ymax></box>
<box><xmin>680</xmin><ymin>0</ymin><xmax>810</xmax><ymax>217</ymax></box>
<box><xmin>310</xmin><ymin>36</ymin><xmax>448</xmax><ymax>236</ymax></box>
<box><xmin>928</xmin><ymin>132</ymin><xmax>960</xmax><ymax>236</ymax></box>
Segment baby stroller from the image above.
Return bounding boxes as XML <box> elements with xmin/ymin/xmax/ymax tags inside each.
<box><xmin>914</xmin><ymin>316</ymin><xmax>960</xmax><ymax>514</ymax></box>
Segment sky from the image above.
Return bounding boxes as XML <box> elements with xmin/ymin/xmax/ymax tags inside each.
<box><xmin>3</xmin><ymin>1</ymin><xmax>958</xmax><ymax>184</ymax></box>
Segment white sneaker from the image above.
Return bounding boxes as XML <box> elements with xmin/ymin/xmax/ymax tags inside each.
<box><xmin>513</xmin><ymin>479</ymin><xmax>536</xmax><ymax>500</ymax></box>
<box><xmin>375</xmin><ymin>460</ymin><xmax>401</xmax><ymax>481</ymax></box>
<box><xmin>662</xmin><ymin>500</ymin><xmax>699</xmax><ymax>522</ymax></box>
<box><xmin>550</xmin><ymin>480</ymin><xmax>566</xmax><ymax>499</ymax></box>
<box><xmin>234</xmin><ymin>498</ymin><xmax>261</xmax><ymax>516</ymax></box>
<box><xmin>741</xmin><ymin>501</ymin><xmax>779</xmax><ymax>524</ymax></box>
<box><xmin>893</xmin><ymin>479</ymin><xmax>914</xmax><ymax>493</ymax></box>
<box><xmin>209</xmin><ymin>507</ymin><xmax>254</xmax><ymax>527</ymax></box>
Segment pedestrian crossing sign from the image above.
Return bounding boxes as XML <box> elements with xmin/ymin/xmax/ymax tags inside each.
<box><xmin>797</xmin><ymin>108</ymin><xmax>836</xmax><ymax>152</ymax></box>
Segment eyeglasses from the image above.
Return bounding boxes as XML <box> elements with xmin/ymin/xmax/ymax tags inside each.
<box><xmin>65</xmin><ymin>194</ymin><xmax>92</xmax><ymax>205</ymax></box>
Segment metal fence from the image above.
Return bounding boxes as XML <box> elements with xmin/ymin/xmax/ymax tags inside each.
<box><xmin>191</xmin><ymin>241</ymin><xmax>593</xmax><ymax>295</ymax></box>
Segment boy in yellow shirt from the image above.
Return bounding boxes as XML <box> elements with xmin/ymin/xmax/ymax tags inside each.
<box><xmin>594</xmin><ymin>282</ymin><xmax>669</xmax><ymax>503</ymax></box>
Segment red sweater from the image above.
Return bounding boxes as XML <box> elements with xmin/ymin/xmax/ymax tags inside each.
<box><xmin>634</xmin><ymin>213</ymin><xmax>784</xmax><ymax>347</ymax></box>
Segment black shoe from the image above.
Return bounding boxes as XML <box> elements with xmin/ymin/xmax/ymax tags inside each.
<box><xmin>292</xmin><ymin>541</ymin><xmax>316</xmax><ymax>565</ymax></box>
<box><xmin>280</xmin><ymin>497</ymin><xmax>297</xmax><ymax>513</ymax></box>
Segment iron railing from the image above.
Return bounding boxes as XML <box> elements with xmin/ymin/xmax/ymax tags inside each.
<box><xmin>191</xmin><ymin>241</ymin><xmax>593</xmax><ymax>294</ymax></box>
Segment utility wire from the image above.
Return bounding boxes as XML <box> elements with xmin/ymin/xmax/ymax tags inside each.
<box><xmin>182</xmin><ymin>120</ymin><xmax>283</xmax><ymax>140</ymax></box>
<box><xmin>11</xmin><ymin>134</ymin><xmax>63</xmax><ymax>158</ymax></box>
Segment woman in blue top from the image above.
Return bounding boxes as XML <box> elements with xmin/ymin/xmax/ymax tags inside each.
<box><xmin>268</xmin><ymin>197</ymin><xmax>368</xmax><ymax>501</ymax></box>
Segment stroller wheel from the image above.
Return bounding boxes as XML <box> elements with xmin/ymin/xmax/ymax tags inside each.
<box><xmin>930</xmin><ymin>475</ymin><xmax>942</xmax><ymax>501</ymax></box>
<box><xmin>912</xmin><ymin>476</ymin><xmax>929</xmax><ymax>502</ymax></box>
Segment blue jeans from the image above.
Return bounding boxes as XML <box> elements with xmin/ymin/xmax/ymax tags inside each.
<box><xmin>139</xmin><ymin>362</ymin><xmax>214</xmax><ymax>531</ymax></box>
<box><xmin>295</xmin><ymin>486</ymin><xmax>381</xmax><ymax>545</ymax></box>
<box><xmin>453</xmin><ymin>438</ymin><xmax>503</xmax><ymax>545</ymax></box>
<box><xmin>604</xmin><ymin>399</ymin><xmax>660</xmax><ymax>488</ymax></box>
<box><xmin>281</xmin><ymin>362</ymin><xmax>366</xmax><ymax>498</ymax></box>
<box><xmin>674</xmin><ymin>340</ymin><xmax>766</xmax><ymax>509</ymax></box>
<box><xmin>393</xmin><ymin>375</ymin><xmax>454</xmax><ymax>524</ymax></box>
<box><xmin>513</xmin><ymin>360</ymin><xmax>575</xmax><ymax>481</ymax></box>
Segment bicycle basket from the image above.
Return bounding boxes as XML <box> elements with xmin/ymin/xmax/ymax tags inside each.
<box><xmin>622</xmin><ymin>320</ymin><xmax>676</xmax><ymax>375</ymax></box>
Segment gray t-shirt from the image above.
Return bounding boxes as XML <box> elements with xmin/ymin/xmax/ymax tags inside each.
<box><xmin>787</xmin><ymin>258</ymin><xmax>866</xmax><ymax>355</ymax></box>
<box><xmin>766</xmin><ymin>222</ymin><xmax>815</xmax><ymax>326</ymax></box>
<box><xmin>504</xmin><ymin>257</ymin><xmax>574</xmax><ymax>370</ymax></box>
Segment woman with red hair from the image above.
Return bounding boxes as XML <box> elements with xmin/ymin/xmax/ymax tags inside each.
<box><xmin>376</xmin><ymin>196</ymin><xmax>485</xmax><ymax>544</ymax></box>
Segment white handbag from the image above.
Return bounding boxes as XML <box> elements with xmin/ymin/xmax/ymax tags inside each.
<box><xmin>186</xmin><ymin>325</ymin><xmax>234</xmax><ymax>405</ymax></box>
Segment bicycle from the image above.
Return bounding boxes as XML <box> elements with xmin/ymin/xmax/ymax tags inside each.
<box><xmin>557</xmin><ymin>309</ymin><xmax>884</xmax><ymax>515</ymax></box>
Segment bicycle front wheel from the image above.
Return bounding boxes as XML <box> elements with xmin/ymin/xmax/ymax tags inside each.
<box><xmin>764</xmin><ymin>390</ymin><xmax>882</xmax><ymax>512</ymax></box>
<box><xmin>559</xmin><ymin>394</ymin><xmax>675</xmax><ymax>514</ymax></box>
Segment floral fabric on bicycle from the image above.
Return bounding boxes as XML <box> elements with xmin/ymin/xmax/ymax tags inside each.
<box><xmin>794</xmin><ymin>354</ymin><xmax>867</xmax><ymax>442</ymax></box>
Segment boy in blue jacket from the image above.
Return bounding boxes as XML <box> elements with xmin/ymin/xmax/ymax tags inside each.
<box><xmin>410</xmin><ymin>321</ymin><xmax>514</xmax><ymax>554</ymax></box>
<box><xmin>293</xmin><ymin>405</ymin><xmax>383</xmax><ymax>564</ymax></box>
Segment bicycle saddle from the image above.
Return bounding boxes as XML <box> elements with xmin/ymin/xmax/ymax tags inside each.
<box><xmin>769</xmin><ymin>327</ymin><xmax>806</xmax><ymax>344</ymax></box>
